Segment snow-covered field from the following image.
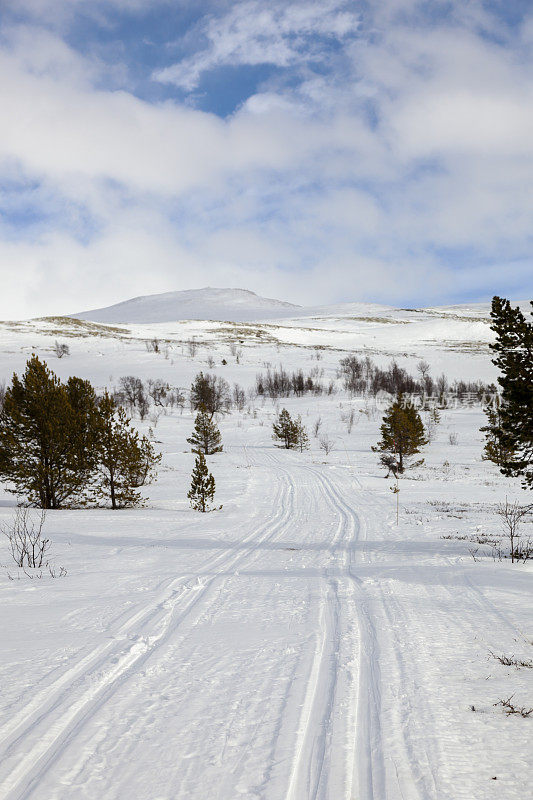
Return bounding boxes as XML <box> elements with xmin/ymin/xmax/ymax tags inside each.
<box><xmin>0</xmin><ymin>308</ymin><xmax>532</xmax><ymax>800</ymax></box>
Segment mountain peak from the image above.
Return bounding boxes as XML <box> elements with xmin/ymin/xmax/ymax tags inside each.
<box><xmin>72</xmin><ymin>287</ymin><xmax>301</xmax><ymax>324</ymax></box>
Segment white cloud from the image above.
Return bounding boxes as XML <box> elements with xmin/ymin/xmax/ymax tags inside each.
<box><xmin>0</xmin><ymin>1</ymin><xmax>531</xmax><ymax>318</ymax></box>
<box><xmin>155</xmin><ymin>0</ymin><xmax>360</xmax><ymax>89</ymax></box>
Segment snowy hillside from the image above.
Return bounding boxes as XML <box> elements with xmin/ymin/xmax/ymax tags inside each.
<box><xmin>0</xmin><ymin>304</ymin><xmax>532</xmax><ymax>800</ymax></box>
<box><xmin>73</xmin><ymin>287</ymin><xmax>301</xmax><ymax>323</ymax></box>
<box><xmin>72</xmin><ymin>286</ymin><xmax>531</xmax><ymax>327</ymax></box>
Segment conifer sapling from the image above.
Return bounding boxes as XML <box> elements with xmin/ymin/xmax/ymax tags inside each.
<box><xmin>187</xmin><ymin>409</ymin><xmax>223</xmax><ymax>455</ymax></box>
<box><xmin>188</xmin><ymin>451</ymin><xmax>217</xmax><ymax>512</ymax></box>
<box><xmin>372</xmin><ymin>393</ymin><xmax>427</xmax><ymax>474</ymax></box>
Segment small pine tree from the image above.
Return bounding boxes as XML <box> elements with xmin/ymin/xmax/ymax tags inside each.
<box><xmin>187</xmin><ymin>410</ymin><xmax>223</xmax><ymax>455</ymax></box>
<box><xmin>480</xmin><ymin>396</ymin><xmax>514</xmax><ymax>466</ymax></box>
<box><xmin>188</xmin><ymin>451</ymin><xmax>216</xmax><ymax>512</ymax></box>
<box><xmin>272</xmin><ymin>408</ymin><xmax>299</xmax><ymax>449</ymax></box>
<box><xmin>93</xmin><ymin>392</ymin><xmax>161</xmax><ymax>509</ymax></box>
<box><xmin>294</xmin><ymin>415</ymin><xmax>309</xmax><ymax>452</ymax></box>
<box><xmin>372</xmin><ymin>393</ymin><xmax>428</xmax><ymax>474</ymax></box>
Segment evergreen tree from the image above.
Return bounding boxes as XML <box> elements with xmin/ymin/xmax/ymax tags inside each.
<box><xmin>93</xmin><ymin>392</ymin><xmax>161</xmax><ymax>509</ymax></box>
<box><xmin>65</xmin><ymin>376</ymin><xmax>101</xmax><ymax>485</ymax></box>
<box><xmin>188</xmin><ymin>451</ymin><xmax>216</xmax><ymax>512</ymax></box>
<box><xmin>372</xmin><ymin>394</ymin><xmax>427</xmax><ymax>474</ymax></box>
<box><xmin>489</xmin><ymin>297</ymin><xmax>533</xmax><ymax>488</ymax></box>
<box><xmin>272</xmin><ymin>408</ymin><xmax>299</xmax><ymax>449</ymax></box>
<box><xmin>294</xmin><ymin>415</ymin><xmax>310</xmax><ymax>452</ymax></box>
<box><xmin>480</xmin><ymin>396</ymin><xmax>514</xmax><ymax>467</ymax></box>
<box><xmin>187</xmin><ymin>410</ymin><xmax>223</xmax><ymax>455</ymax></box>
<box><xmin>0</xmin><ymin>356</ymin><xmax>94</xmax><ymax>508</ymax></box>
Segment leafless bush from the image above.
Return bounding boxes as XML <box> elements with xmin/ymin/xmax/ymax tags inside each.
<box><xmin>233</xmin><ymin>383</ymin><xmax>246</xmax><ymax>411</ymax></box>
<box><xmin>448</xmin><ymin>432</ymin><xmax>458</xmax><ymax>445</ymax></box>
<box><xmin>207</xmin><ymin>355</ymin><xmax>215</xmax><ymax>369</ymax></box>
<box><xmin>2</xmin><ymin>508</ymin><xmax>50</xmax><ymax>568</ymax></box>
<box><xmin>489</xmin><ymin>651</ymin><xmax>533</xmax><ymax>669</ymax></box>
<box><xmin>119</xmin><ymin>376</ymin><xmax>148</xmax><ymax>417</ymax></box>
<box><xmin>313</xmin><ymin>416</ymin><xmax>322</xmax><ymax>437</ymax></box>
<box><xmin>494</xmin><ymin>696</ymin><xmax>533</xmax><ymax>717</ymax></box>
<box><xmin>54</xmin><ymin>341</ymin><xmax>70</xmax><ymax>358</ymax></box>
<box><xmin>145</xmin><ymin>338</ymin><xmax>160</xmax><ymax>353</ymax></box>
<box><xmin>147</xmin><ymin>378</ymin><xmax>170</xmax><ymax>407</ymax></box>
<box><xmin>341</xmin><ymin>407</ymin><xmax>356</xmax><ymax>433</ymax></box>
<box><xmin>190</xmin><ymin>372</ymin><xmax>231</xmax><ymax>416</ymax></box>
<box><xmin>166</xmin><ymin>388</ymin><xmax>185</xmax><ymax>409</ymax></box>
<box><xmin>319</xmin><ymin>435</ymin><xmax>335</xmax><ymax>455</ymax></box>
<box><xmin>187</xmin><ymin>338</ymin><xmax>198</xmax><ymax>357</ymax></box>
<box><xmin>149</xmin><ymin>409</ymin><xmax>162</xmax><ymax>428</ymax></box>
<box><xmin>496</xmin><ymin>499</ymin><xmax>533</xmax><ymax>563</ymax></box>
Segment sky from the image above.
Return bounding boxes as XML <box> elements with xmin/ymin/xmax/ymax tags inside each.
<box><xmin>0</xmin><ymin>0</ymin><xmax>531</xmax><ymax>318</ymax></box>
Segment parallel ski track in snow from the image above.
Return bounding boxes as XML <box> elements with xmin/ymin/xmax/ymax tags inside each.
<box><xmin>0</xmin><ymin>464</ymin><xmax>297</xmax><ymax>800</ymax></box>
<box><xmin>3</xmin><ymin>452</ymin><xmax>516</xmax><ymax>800</ymax></box>
<box><xmin>267</xmin><ymin>455</ymin><xmax>388</xmax><ymax>800</ymax></box>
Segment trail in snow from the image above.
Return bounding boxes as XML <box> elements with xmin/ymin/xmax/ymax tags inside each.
<box><xmin>0</xmin><ymin>464</ymin><xmax>297</xmax><ymax>799</ymax></box>
<box><xmin>0</xmin><ymin>448</ymin><xmax>531</xmax><ymax>800</ymax></box>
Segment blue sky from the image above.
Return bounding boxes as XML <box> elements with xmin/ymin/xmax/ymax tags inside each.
<box><xmin>0</xmin><ymin>0</ymin><xmax>531</xmax><ymax>317</ymax></box>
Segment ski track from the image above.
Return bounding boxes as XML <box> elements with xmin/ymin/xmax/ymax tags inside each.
<box><xmin>1</xmin><ymin>449</ymin><xmax>529</xmax><ymax>800</ymax></box>
<box><xmin>0</xmin><ymin>463</ymin><xmax>297</xmax><ymax>800</ymax></box>
<box><xmin>270</xmin><ymin>456</ymin><xmax>389</xmax><ymax>800</ymax></box>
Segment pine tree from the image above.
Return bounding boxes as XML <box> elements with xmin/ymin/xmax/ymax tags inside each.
<box><xmin>187</xmin><ymin>410</ymin><xmax>223</xmax><ymax>455</ymax></box>
<box><xmin>93</xmin><ymin>392</ymin><xmax>161</xmax><ymax>509</ymax></box>
<box><xmin>294</xmin><ymin>415</ymin><xmax>310</xmax><ymax>451</ymax></box>
<box><xmin>65</xmin><ymin>376</ymin><xmax>101</xmax><ymax>486</ymax></box>
<box><xmin>372</xmin><ymin>394</ymin><xmax>428</xmax><ymax>474</ymax></box>
<box><xmin>272</xmin><ymin>408</ymin><xmax>299</xmax><ymax>449</ymax></box>
<box><xmin>188</xmin><ymin>451</ymin><xmax>216</xmax><ymax>512</ymax></box>
<box><xmin>489</xmin><ymin>297</ymin><xmax>533</xmax><ymax>487</ymax></box>
<box><xmin>481</xmin><ymin>396</ymin><xmax>514</xmax><ymax>467</ymax></box>
<box><xmin>0</xmin><ymin>356</ymin><xmax>94</xmax><ymax>508</ymax></box>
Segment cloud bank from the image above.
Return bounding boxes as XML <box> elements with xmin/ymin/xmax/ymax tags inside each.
<box><xmin>0</xmin><ymin>0</ymin><xmax>531</xmax><ymax>317</ymax></box>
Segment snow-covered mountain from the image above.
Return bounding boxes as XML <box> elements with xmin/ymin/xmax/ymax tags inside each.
<box><xmin>73</xmin><ymin>287</ymin><xmax>301</xmax><ymax>323</ymax></box>
<box><xmin>73</xmin><ymin>286</ymin><xmax>531</xmax><ymax>325</ymax></box>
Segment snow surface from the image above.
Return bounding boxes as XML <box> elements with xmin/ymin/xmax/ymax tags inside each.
<box><xmin>0</xmin><ymin>312</ymin><xmax>532</xmax><ymax>800</ymax></box>
<box><xmin>72</xmin><ymin>287</ymin><xmax>301</xmax><ymax>323</ymax></box>
<box><xmin>70</xmin><ymin>286</ymin><xmax>531</xmax><ymax>326</ymax></box>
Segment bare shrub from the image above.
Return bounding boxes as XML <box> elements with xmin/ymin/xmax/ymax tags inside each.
<box><xmin>233</xmin><ymin>383</ymin><xmax>246</xmax><ymax>411</ymax></box>
<box><xmin>145</xmin><ymin>338</ymin><xmax>160</xmax><ymax>353</ymax></box>
<box><xmin>496</xmin><ymin>499</ymin><xmax>533</xmax><ymax>563</ymax></box>
<box><xmin>54</xmin><ymin>341</ymin><xmax>70</xmax><ymax>359</ymax></box>
<box><xmin>166</xmin><ymin>388</ymin><xmax>185</xmax><ymax>409</ymax></box>
<box><xmin>319</xmin><ymin>435</ymin><xmax>335</xmax><ymax>455</ymax></box>
<box><xmin>494</xmin><ymin>696</ymin><xmax>533</xmax><ymax>717</ymax></box>
<box><xmin>147</xmin><ymin>378</ymin><xmax>170</xmax><ymax>407</ymax></box>
<box><xmin>489</xmin><ymin>651</ymin><xmax>533</xmax><ymax>669</ymax></box>
<box><xmin>341</xmin><ymin>407</ymin><xmax>355</xmax><ymax>433</ymax></box>
<box><xmin>2</xmin><ymin>508</ymin><xmax>50</xmax><ymax>568</ymax></box>
<box><xmin>187</xmin><ymin>338</ymin><xmax>198</xmax><ymax>357</ymax></box>
<box><xmin>119</xmin><ymin>376</ymin><xmax>146</xmax><ymax>412</ymax></box>
<box><xmin>190</xmin><ymin>372</ymin><xmax>231</xmax><ymax>416</ymax></box>
<box><xmin>448</xmin><ymin>432</ymin><xmax>458</xmax><ymax>445</ymax></box>
<box><xmin>313</xmin><ymin>416</ymin><xmax>322</xmax><ymax>438</ymax></box>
